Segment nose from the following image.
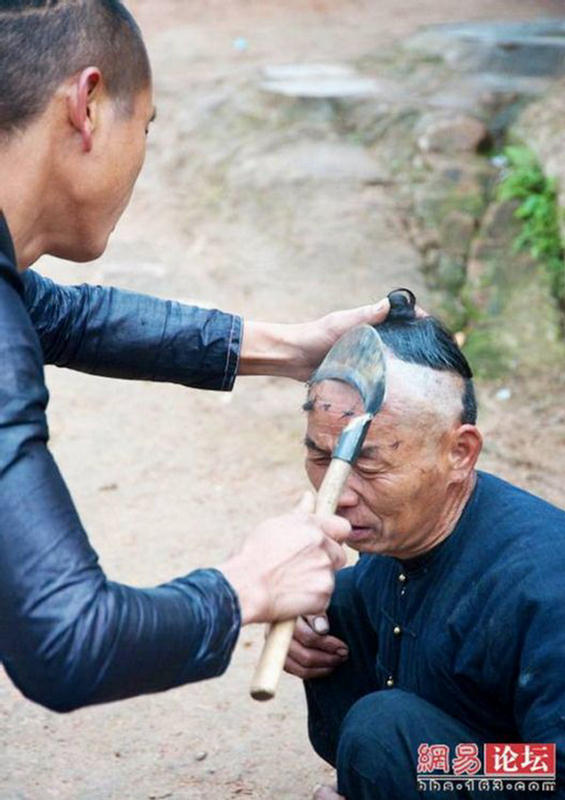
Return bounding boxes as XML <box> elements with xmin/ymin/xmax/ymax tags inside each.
<box><xmin>336</xmin><ymin>477</ymin><xmax>359</xmax><ymax>510</ymax></box>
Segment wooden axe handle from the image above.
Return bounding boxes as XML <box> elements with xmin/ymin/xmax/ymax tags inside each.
<box><xmin>250</xmin><ymin>458</ymin><xmax>352</xmax><ymax>701</ymax></box>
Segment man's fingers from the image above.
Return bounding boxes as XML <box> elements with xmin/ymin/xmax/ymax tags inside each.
<box><xmin>285</xmin><ymin>654</ymin><xmax>337</xmax><ymax>680</ymax></box>
<box><xmin>326</xmin><ymin>298</ymin><xmax>390</xmax><ymax>331</ymax></box>
<box><xmin>357</xmin><ymin>297</ymin><xmax>390</xmax><ymax>326</ymax></box>
<box><xmin>325</xmin><ymin>296</ymin><xmax>429</xmax><ymax>332</ymax></box>
<box><xmin>325</xmin><ymin>537</ymin><xmax>346</xmax><ymax>571</ymax></box>
<box><xmin>294</xmin><ymin>617</ymin><xmax>348</xmax><ymax>655</ymax></box>
<box><xmin>347</xmin><ymin>296</ymin><xmax>428</xmax><ymax>324</ymax></box>
<box><xmin>285</xmin><ymin>617</ymin><xmax>349</xmax><ymax>678</ymax></box>
<box><xmin>318</xmin><ymin>529</ymin><xmax>347</xmax><ymax>572</ymax></box>
<box><xmin>296</xmin><ymin>490</ymin><xmax>316</xmax><ymax>513</ymax></box>
<box><xmin>288</xmin><ymin>637</ymin><xmax>348</xmax><ymax>669</ymax></box>
<box><xmin>318</xmin><ymin>515</ymin><xmax>351</xmax><ymax>545</ymax></box>
<box><xmin>306</xmin><ymin>613</ymin><xmax>329</xmax><ymax>635</ymax></box>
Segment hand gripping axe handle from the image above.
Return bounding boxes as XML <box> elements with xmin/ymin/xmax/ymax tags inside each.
<box><xmin>250</xmin><ymin>324</ymin><xmax>386</xmax><ymax>701</ymax></box>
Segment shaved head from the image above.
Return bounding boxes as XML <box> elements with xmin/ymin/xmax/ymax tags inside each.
<box><xmin>305</xmin><ymin>352</ymin><xmax>469</xmax><ymax>445</ymax></box>
<box><xmin>370</xmin><ymin>299</ymin><xmax>477</xmax><ymax>425</ymax></box>
<box><xmin>382</xmin><ymin>355</ymin><xmax>468</xmax><ymax>437</ymax></box>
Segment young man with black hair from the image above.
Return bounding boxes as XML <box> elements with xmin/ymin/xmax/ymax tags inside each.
<box><xmin>286</xmin><ymin>303</ymin><xmax>565</xmax><ymax>800</ymax></box>
<box><xmin>0</xmin><ymin>0</ymin><xmax>391</xmax><ymax>711</ymax></box>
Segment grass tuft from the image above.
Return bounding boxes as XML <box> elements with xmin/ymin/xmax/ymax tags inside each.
<box><xmin>497</xmin><ymin>146</ymin><xmax>565</xmax><ymax>330</ymax></box>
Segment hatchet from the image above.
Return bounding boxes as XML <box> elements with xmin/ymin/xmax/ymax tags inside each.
<box><xmin>250</xmin><ymin>323</ymin><xmax>386</xmax><ymax>701</ymax></box>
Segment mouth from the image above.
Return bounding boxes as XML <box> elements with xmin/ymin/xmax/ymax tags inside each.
<box><xmin>347</xmin><ymin>526</ymin><xmax>375</xmax><ymax>543</ymax></box>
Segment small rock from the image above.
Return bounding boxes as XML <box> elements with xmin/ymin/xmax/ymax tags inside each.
<box><xmin>417</xmin><ymin>115</ymin><xmax>490</xmax><ymax>155</ymax></box>
<box><xmin>195</xmin><ymin>751</ymin><xmax>208</xmax><ymax>762</ymax></box>
<box><xmin>229</xmin><ymin>142</ymin><xmax>386</xmax><ymax>188</ymax></box>
<box><xmin>407</xmin><ymin>20</ymin><xmax>565</xmax><ymax>79</ymax></box>
<box><xmin>262</xmin><ymin>63</ymin><xmax>354</xmax><ymax>82</ymax></box>
<box><xmin>478</xmin><ymin>89</ymin><xmax>519</xmax><ymax>114</ymax></box>
<box><xmin>496</xmin><ymin>388</ymin><xmax>512</xmax><ymax>401</ymax></box>
<box><xmin>260</xmin><ymin>63</ymin><xmax>379</xmax><ymax>99</ymax></box>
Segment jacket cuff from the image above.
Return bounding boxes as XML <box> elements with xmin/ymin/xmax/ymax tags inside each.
<box><xmin>221</xmin><ymin>314</ymin><xmax>243</xmax><ymax>391</ymax></box>
<box><xmin>174</xmin><ymin>567</ymin><xmax>242</xmax><ymax>683</ymax></box>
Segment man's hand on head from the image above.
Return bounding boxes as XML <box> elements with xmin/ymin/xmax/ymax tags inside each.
<box><xmin>239</xmin><ymin>295</ymin><xmax>429</xmax><ymax>382</ymax></box>
<box><xmin>286</xmin><ymin>299</ymin><xmax>392</xmax><ymax>382</ymax></box>
<box><xmin>284</xmin><ymin>614</ymin><xmax>349</xmax><ymax>680</ymax></box>
<box><xmin>239</xmin><ymin>298</ymin><xmax>391</xmax><ymax>382</ymax></box>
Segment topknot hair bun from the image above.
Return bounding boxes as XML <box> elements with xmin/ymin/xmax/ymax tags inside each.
<box><xmin>386</xmin><ymin>288</ymin><xmax>417</xmax><ymax>322</ymax></box>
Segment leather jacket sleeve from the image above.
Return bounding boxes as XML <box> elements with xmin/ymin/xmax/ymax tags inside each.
<box><xmin>22</xmin><ymin>270</ymin><xmax>242</xmax><ymax>391</ymax></box>
<box><xmin>0</xmin><ymin>276</ymin><xmax>242</xmax><ymax>712</ymax></box>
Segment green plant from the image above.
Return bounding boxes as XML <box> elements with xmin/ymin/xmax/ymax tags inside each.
<box><xmin>497</xmin><ymin>146</ymin><xmax>565</xmax><ymax>321</ymax></box>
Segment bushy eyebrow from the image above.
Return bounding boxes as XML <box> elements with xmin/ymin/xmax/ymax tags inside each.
<box><xmin>303</xmin><ymin>435</ymin><xmax>385</xmax><ymax>462</ymax></box>
<box><xmin>304</xmin><ymin>434</ymin><xmax>328</xmax><ymax>454</ymax></box>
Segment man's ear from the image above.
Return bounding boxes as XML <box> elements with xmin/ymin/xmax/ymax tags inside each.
<box><xmin>448</xmin><ymin>424</ymin><xmax>483</xmax><ymax>482</ymax></box>
<box><xmin>67</xmin><ymin>67</ymin><xmax>102</xmax><ymax>153</ymax></box>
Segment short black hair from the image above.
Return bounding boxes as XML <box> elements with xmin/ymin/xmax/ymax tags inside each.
<box><xmin>375</xmin><ymin>289</ymin><xmax>477</xmax><ymax>424</ymax></box>
<box><xmin>0</xmin><ymin>0</ymin><xmax>151</xmax><ymax>135</ymax></box>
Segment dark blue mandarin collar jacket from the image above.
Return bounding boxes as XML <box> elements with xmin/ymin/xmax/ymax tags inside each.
<box><xmin>0</xmin><ymin>214</ymin><xmax>242</xmax><ymax>711</ymax></box>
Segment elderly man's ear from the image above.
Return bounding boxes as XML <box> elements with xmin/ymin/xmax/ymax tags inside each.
<box><xmin>67</xmin><ymin>67</ymin><xmax>102</xmax><ymax>153</ymax></box>
<box><xmin>448</xmin><ymin>425</ymin><xmax>483</xmax><ymax>482</ymax></box>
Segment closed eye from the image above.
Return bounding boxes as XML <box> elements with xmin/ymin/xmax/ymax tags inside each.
<box><xmin>309</xmin><ymin>454</ymin><xmax>331</xmax><ymax>464</ymax></box>
<box><xmin>304</xmin><ymin>435</ymin><xmax>331</xmax><ymax>457</ymax></box>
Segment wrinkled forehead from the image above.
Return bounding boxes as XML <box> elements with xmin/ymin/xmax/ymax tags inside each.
<box><xmin>306</xmin><ymin>357</ymin><xmax>464</xmax><ymax>431</ymax></box>
<box><xmin>307</xmin><ymin>379</ymin><xmax>364</xmax><ymax>414</ymax></box>
<box><xmin>304</xmin><ymin>378</ymin><xmax>424</xmax><ymax>462</ymax></box>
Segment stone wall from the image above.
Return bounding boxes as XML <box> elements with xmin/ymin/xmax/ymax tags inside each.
<box><xmin>401</xmin><ymin>20</ymin><xmax>565</xmax><ymax>375</ymax></box>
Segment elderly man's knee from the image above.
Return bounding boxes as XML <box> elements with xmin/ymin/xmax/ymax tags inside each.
<box><xmin>337</xmin><ymin>690</ymin><xmax>415</xmax><ymax>775</ymax></box>
<box><xmin>342</xmin><ymin>689</ymin><xmax>415</xmax><ymax>738</ymax></box>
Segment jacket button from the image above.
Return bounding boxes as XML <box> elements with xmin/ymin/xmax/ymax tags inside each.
<box><xmin>393</xmin><ymin>626</ymin><xmax>402</xmax><ymax>636</ymax></box>
<box><xmin>386</xmin><ymin>677</ymin><xmax>395</xmax><ymax>688</ymax></box>
<box><xmin>398</xmin><ymin>573</ymin><xmax>407</xmax><ymax>583</ymax></box>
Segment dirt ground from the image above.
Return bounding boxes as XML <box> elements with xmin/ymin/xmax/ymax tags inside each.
<box><xmin>2</xmin><ymin>2</ymin><xmax>565</xmax><ymax>799</ymax></box>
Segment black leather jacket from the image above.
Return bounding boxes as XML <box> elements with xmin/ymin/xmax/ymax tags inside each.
<box><xmin>0</xmin><ymin>215</ymin><xmax>242</xmax><ymax>712</ymax></box>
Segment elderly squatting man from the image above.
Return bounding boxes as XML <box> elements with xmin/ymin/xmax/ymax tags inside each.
<box><xmin>0</xmin><ymin>0</ymin><xmax>398</xmax><ymax>711</ymax></box>
<box><xmin>285</xmin><ymin>297</ymin><xmax>565</xmax><ymax>800</ymax></box>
